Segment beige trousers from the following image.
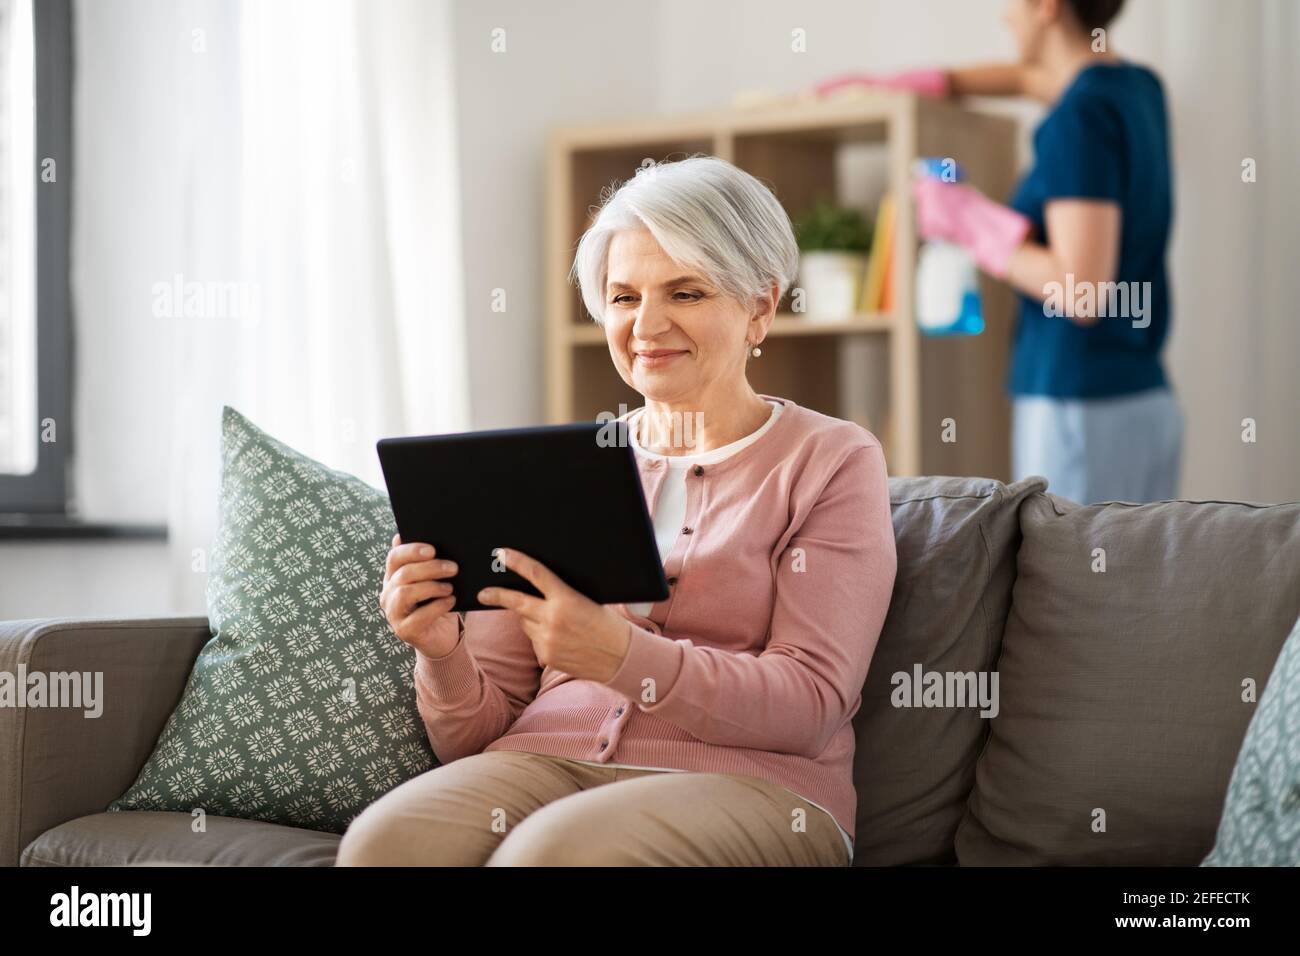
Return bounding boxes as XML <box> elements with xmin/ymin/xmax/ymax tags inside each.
<box><xmin>335</xmin><ymin>749</ymin><xmax>849</xmax><ymax>867</ymax></box>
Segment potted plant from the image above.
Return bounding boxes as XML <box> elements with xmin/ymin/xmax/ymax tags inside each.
<box><xmin>792</xmin><ymin>199</ymin><xmax>873</xmax><ymax>322</ymax></box>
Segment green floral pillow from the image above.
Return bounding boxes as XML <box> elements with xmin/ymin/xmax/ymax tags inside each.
<box><xmin>1202</xmin><ymin>612</ymin><xmax>1300</xmax><ymax>866</ymax></box>
<box><xmin>108</xmin><ymin>406</ymin><xmax>437</xmax><ymax>832</ymax></box>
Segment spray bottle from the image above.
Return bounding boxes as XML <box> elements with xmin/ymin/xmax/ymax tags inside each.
<box><xmin>913</xmin><ymin>157</ymin><xmax>984</xmax><ymax>336</ymax></box>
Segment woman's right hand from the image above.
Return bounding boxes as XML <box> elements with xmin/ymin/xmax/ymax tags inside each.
<box><xmin>380</xmin><ymin>533</ymin><xmax>462</xmax><ymax>659</ymax></box>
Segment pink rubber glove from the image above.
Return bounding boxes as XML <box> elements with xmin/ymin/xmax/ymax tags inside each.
<box><xmin>911</xmin><ymin>177</ymin><xmax>1032</xmax><ymax>279</ymax></box>
<box><xmin>814</xmin><ymin>68</ymin><xmax>949</xmax><ymax>100</ymax></box>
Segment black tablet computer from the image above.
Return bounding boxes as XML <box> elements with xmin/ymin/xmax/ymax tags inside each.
<box><xmin>376</xmin><ymin>420</ymin><xmax>669</xmax><ymax>613</ymax></box>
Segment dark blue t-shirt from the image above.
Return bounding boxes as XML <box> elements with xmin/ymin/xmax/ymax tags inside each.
<box><xmin>1007</xmin><ymin>61</ymin><xmax>1173</xmax><ymax>398</ymax></box>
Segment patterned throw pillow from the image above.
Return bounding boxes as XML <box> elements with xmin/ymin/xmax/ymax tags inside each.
<box><xmin>1202</xmin><ymin>613</ymin><xmax>1300</xmax><ymax>865</ymax></box>
<box><xmin>109</xmin><ymin>406</ymin><xmax>437</xmax><ymax>832</ymax></box>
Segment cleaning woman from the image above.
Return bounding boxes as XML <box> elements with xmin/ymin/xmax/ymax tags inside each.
<box><xmin>818</xmin><ymin>0</ymin><xmax>1182</xmax><ymax>504</ymax></box>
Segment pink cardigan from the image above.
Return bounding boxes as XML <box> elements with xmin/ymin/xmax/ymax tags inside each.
<box><xmin>412</xmin><ymin>395</ymin><xmax>897</xmax><ymax>842</ymax></box>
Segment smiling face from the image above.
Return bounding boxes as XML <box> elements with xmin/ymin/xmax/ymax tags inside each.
<box><xmin>602</xmin><ymin>228</ymin><xmax>772</xmax><ymax>408</ymax></box>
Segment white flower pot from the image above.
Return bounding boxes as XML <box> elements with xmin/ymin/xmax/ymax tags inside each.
<box><xmin>795</xmin><ymin>251</ymin><xmax>868</xmax><ymax>322</ymax></box>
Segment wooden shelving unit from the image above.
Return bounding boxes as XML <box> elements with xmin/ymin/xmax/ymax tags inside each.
<box><xmin>545</xmin><ymin>91</ymin><xmax>1018</xmax><ymax>479</ymax></box>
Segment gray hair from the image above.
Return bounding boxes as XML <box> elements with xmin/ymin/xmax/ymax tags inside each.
<box><xmin>569</xmin><ymin>155</ymin><xmax>799</xmax><ymax>325</ymax></box>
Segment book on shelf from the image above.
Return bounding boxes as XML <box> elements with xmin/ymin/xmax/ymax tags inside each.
<box><xmin>878</xmin><ymin>235</ymin><xmax>895</xmax><ymax>314</ymax></box>
<box><xmin>858</xmin><ymin>194</ymin><xmax>896</xmax><ymax>315</ymax></box>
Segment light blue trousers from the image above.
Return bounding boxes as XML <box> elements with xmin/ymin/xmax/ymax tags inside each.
<box><xmin>1012</xmin><ymin>386</ymin><xmax>1184</xmax><ymax>505</ymax></box>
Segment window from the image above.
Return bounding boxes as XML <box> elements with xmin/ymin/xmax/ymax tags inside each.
<box><xmin>0</xmin><ymin>0</ymin><xmax>35</xmax><ymax>475</ymax></box>
<box><xmin>0</xmin><ymin>0</ymin><xmax>71</xmax><ymax>514</ymax></box>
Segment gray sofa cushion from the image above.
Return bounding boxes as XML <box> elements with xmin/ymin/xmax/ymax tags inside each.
<box><xmin>22</xmin><ymin>812</ymin><xmax>339</xmax><ymax>867</ymax></box>
<box><xmin>958</xmin><ymin>491</ymin><xmax>1300</xmax><ymax>865</ymax></box>
<box><xmin>851</xmin><ymin>475</ymin><xmax>1046</xmax><ymax>866</ymax></box>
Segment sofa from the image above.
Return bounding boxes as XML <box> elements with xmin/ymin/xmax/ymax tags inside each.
<box><xmin>4</xmin><ymin>475</ymin><xmax>1298</xmax><ymax>866</ymax></box>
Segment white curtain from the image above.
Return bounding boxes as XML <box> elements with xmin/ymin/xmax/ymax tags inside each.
<box><xmin>164</xmin><ymin>0</ymin><xmax>469</xmax><ymax>610</ymax></box>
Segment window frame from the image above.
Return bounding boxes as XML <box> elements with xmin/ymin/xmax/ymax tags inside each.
<box><xmin>0</xmin><ymin>0</ymin><xmax>72</xmax><ymax>514</ymax></box>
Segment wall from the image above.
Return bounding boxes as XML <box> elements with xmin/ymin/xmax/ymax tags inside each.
<box><xmin>0</xmin><ymin>540</ymin><xmax>177</xmax><ymax>620</ymax></box>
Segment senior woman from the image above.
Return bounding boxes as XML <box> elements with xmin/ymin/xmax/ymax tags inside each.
<box><xmin>336</xmin><ymin>156</ymin><xmax>897</xmax><ymax>867</ymax></box>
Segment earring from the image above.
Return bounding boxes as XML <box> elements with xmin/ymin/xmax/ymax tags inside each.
<box><xmin>749</xmin><ymin>343</ymin><xmax>762</xmax><ymax>358</ymax></box>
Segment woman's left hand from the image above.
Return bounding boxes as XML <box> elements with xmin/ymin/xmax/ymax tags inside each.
<box><xmin>911</xmin><ymin>176</ymin><xmax>1031</xmax><ymax>279</ymax></box>
<box><xmin>477</xmin><ymin>547</ymin><xmax>632</xmax><ymax>683</ymax></box>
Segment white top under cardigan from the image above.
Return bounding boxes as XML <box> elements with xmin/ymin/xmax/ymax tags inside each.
<box><xmin>624</xmin><ymin>398</ymin><xmax>785</xmax><ymax>615</ymax></box>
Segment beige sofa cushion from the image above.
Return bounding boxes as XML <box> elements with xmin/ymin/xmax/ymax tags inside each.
<box><xmin>852</xmin><ymin>476</ymin><xmax>1046</xmax><ymax>866</ymax></box>
<box><xmin>958</xmin><ymin>491</ymin><xmax>1300</xmax><ymax>865</ymax></box>
<box><xmin>22</xmin><ymin>811</ymin><xmax>339</xmax><ymax>867</ymax></box>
